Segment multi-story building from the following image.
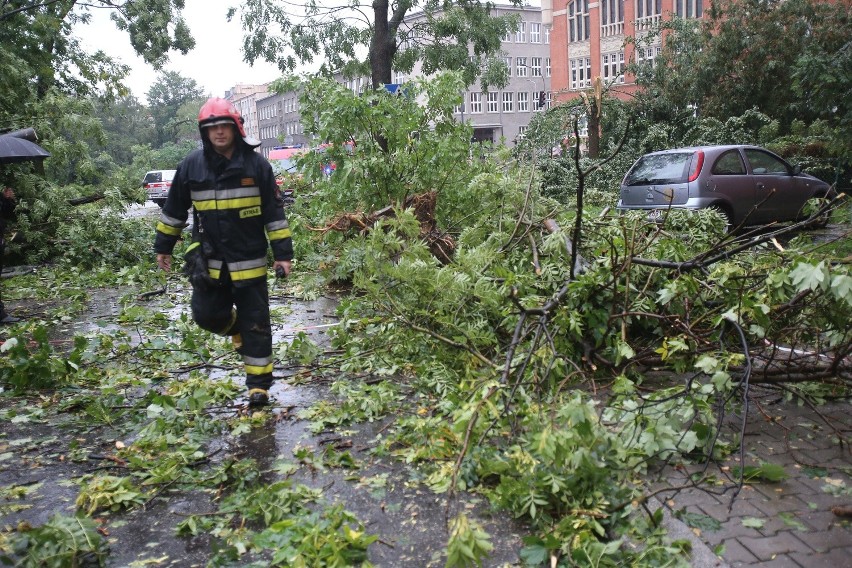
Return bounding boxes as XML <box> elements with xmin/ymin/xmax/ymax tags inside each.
<box><xmin>544</xmin><ymin>0</ymin><xmax>704</xmax><ymax>103</ymax></box>
<box><xmin>255</xmin><ymin>90</ymin><xmax>308</xmax><ymax>158</ymax></box>
<box><xmin>387</xmin><ymin>2</ymin><xmax>551</xmax><ymax>145</ymax></box>
<box><xmin>226</xmin><ymin>84</ymin><xmax>270</xmax><ymax>143</ymax></box>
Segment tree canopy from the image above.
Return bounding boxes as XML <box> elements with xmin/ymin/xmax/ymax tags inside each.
<box><xmin>238</xmin><ymin>0</ymin><xmax>523</xmax><ymax>89</ymax></box>
<box><xmin>632</xmin><ymin>0</ymin><xmax>852</xmax><ymax>166</ymax></box>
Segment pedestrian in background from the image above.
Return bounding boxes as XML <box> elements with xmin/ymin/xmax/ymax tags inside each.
<box><xmin>154</xmin><ymin>98</ymin><xmax>293</xmax><ymax>407</ymax></box>
<box><xmin>0</xmin><ymin>186</ymin><xmax>19</xmax><ymax>324</ymax></box>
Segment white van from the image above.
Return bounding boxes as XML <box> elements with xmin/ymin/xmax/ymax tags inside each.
<box><xmin>142</xmin><ymin>169</ymin><xmax>176</xmax><ymax>207</ymax></box>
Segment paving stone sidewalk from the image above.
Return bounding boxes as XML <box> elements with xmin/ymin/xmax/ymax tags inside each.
<box><xmin>652</xmin><ymin>389</ymin><xmax>851</xmax><ymax>567</ymax></box>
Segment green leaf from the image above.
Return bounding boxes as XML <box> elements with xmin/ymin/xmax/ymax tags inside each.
<box><xmin>742</xmin><ymin>517</ymin><xmax>766</xmax><ymax>529</ymax></box>
<box><xmin>789</xmin><ymin>261</ymin><xmax>827</xmax><ymax>292</ymax></box>
<box><xmin>733</xmin><ymin>462</ymin><xmax>789</xmax><ymax>483</ymax></box>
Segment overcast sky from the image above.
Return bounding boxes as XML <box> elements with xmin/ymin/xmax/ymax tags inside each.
<box><xmin>78</xmin><ymin>0</ymin><xmax>284</xmax><ymax>101</ymax></box>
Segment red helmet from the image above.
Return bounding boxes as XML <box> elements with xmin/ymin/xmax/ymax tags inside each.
<box><xmin>198</xmin><ymin>97</ymin><xmax>246</xmax><ymax>137</ymax></box>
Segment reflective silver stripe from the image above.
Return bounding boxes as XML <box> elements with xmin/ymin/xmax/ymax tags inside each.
<box><xmin>265</xmin><ymin>220</ymin><xmax>289</xmax><ymax>232</ymax></box>
<box><xmin>190</xmin><ymin>190</ymin><xmax>218</xmax><ymax>201</ymax></box>
<box><xmin>191</xmin><ymin>187</ymin><xmax>260</xmax><ymax>202</ymax></box>
<box><xmin>243</xmin><ymin>355</ymin><xmax>272</xmax><ymax>367</ymax></box>
<box><xmin>159</xmin><ymin>212</ymin><xmax>185</xmax><ymax>228</ymax></box>
<box><xmin>228</xmin><ymin>257</ymin><xmax>267</xmax><ymax>271</ymax></box>
<box><xmin>207</xmin><ymin>259</ymin><xmax>223</xmax><ymax>269</ymax></box>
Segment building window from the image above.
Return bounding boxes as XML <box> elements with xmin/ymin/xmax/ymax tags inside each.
<box><xmin>530</xmin><ymin>22</ymin><xmax>542</xmax><ymax>43</ymax></box>
<box><xmin>470</xmin><ymin>92</ymin><xmax>482</xmax><ymax>113</ymax></box>
<box><xmin>487</xmin><ymin>91</ymin><xmax>499</xmax><ymax>113</ymax></box>
<box><xmin>636</xmin><ymin>0</ymin><xmax>662</xmax><ymax>18</ymax></box>
<box><xmin>636</xmin><ymin>0</ymin><xmax>662</xmax><ymax>30</ymax></box>
<box><xmin>569</xmin><ymin>57</ymin><xmax>592</xmax><ymax>91</ymax></box>
<box><xmin>515</xmin><ymin>21</ymin><xmax>526</xmax><ymax>43</ymax></box>
<box><xmin>568</xmin><ymin>0</ymin><xmax>590</xmax><ymax>43</ymax></box>
<box><xmin>570</xmin><ymin>57</ymin><xmax>592</xmax><ymax>90</ymax></box>
<box><xmin>504</xmin><ymin>56</ymin><xmax>513</xmax><ymax>77</ymax></box>
<box><xmin>636</xmin><ymin>45</ymin><xmax>661</xmax><ymax>68</ymax></box>
<box><xmin>518</xmin><ymin>125</ymin><xmax>528</xmax><ymax>138</ymax></box>
<box><xmin>518</xmin><ymin>91</ymin><xmax>529</xmax><ymax>112</ymax></box>
<box><xmin>602</xmin><ymin>52</ymin><xmax>625</xmax><ymax>83</ymax></box>
<box><xmin>531</xmin><ymin>57</ymin><xmax>543</xmax><ymax>77</ymax></box>
<box><xmin>676</xmin><ymin>0</ymin><xmax>703</xmax><ymax>18</ymax></box>
<box><xmin>502</xmin><ymin>91</ymin><xmax>514</xmax><ymax>113</ymax></box>
<box><xmin>516</xmin><ymin>57</ymin><xmax>528</xmax><ymax>77</ymax></box>
<box><xmin>544</xmin><ymin>26</ymin><xmax>550</xmax><ymax>44</ymax></box>
<box><xmin>502</xmin><ymin>29</ymin><xmax>512</xmax><ymax>43</ymax></box>
<box><xmin>545</xmin><ymin>58</ymin><xmax>551</xmax><ymax>77</ymax></box>
<box><xmin>601</xmin><ymin>0</ymin><xmax>624</xmax><ymax>36</ymax></box>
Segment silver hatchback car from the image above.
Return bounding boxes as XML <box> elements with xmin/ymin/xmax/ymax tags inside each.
<box><xmin>617</xmin><ymin>145</ymin><xmax>835</xmax><ymax>228</ymax></box>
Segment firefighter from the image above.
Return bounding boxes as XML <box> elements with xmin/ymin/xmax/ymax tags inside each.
<box><xmin>154</xmin><ymin>98</ymin><xmax>293</xmax><ymax>407</ymax></box>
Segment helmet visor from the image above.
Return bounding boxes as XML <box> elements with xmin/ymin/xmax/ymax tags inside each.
<box><xmin>201</xmin><ymin>118</ymin><xmax>235</xmax><ymax>128</ymax></box>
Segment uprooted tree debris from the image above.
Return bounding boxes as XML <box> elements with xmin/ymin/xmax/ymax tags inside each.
<box><xmin>309</xmin><ymin>190</ymin><xmax>456</xmax><ymax>264</ymax></box>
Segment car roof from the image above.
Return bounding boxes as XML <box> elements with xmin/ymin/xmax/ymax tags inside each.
<box><xmin>268</xmin><ymin>147</ymin><xmax>306</xmax><ymax>160</ymax></box>
<box><xmin>642</xmin><ymin>144</ymin><xmax>764</xmax><ymax>155</ymax></box>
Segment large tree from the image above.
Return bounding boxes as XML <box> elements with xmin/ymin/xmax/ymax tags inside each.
<box><xmin>0</xmin><ymin>1</ymin><xmax>194</xmax><ymax>115</ymax></box>
<box><xmin>632</xmin><ymin>0</ymin><xmax>851</xmax><ymax>159</ymax></box>
<box><xmin>237</xmin><ymin>0</ymin><xmax>523</xmax><ymax>90</ymax></box>
<box><xmin>146</xmin><ymin>71</ymin><xmax>205</xmax><ymax>147</ymax></box>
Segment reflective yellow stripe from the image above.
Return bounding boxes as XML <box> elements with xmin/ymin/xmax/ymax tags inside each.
<box><xmin>194</xmin><ymin>196</ymin><xmax>262</xmax><ymax>211</ymax></box>
<box><xmin>267</xmin><ymin>228</ymin><xmax>292</xmax><ymax>240</ymax></box>
<box><xmin>230</xmin><ymin>266</ymin><xmax>267</xmax><ymax>281</ymax></box>
<box><xmin>215</xmin><ymin>310</ymin><xmax>237</xmax><ymax>335</ymax></box>
<box><xmin>157</xmin><ymin>221</ymin><xmax>182</xmax><ymax>236</ymax></box>
<box><xmin>245</xmin><ymin>361</ymin><xmax>273</xmax><ymax>375</ymax></box>
<box><xmin>208</xmin><ymin>267</ymin><xmax>221</xmax><ymax>279</ymax></box>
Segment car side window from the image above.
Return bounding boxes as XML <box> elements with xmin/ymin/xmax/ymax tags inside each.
<box><xmin>744</xmin><ymin>149</ymin><xmax>789</xmax><ymax>175</ymax></box>
<box><xmin>711</xmin><ymin>151</ymin><xmax>746</xmax><ymax>175</ymax></box>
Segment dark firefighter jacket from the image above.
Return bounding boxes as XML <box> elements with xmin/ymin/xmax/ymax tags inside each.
<box><xmin>154</xmin><ymin>146</ymin><xmax>293</xmax><ymax>286</ymax></box>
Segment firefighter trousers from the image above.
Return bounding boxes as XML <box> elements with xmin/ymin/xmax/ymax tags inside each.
<box><xmin>190</xmin><ymin>275</ymin><xmax>274</xmax><ymax>391</ymax></box>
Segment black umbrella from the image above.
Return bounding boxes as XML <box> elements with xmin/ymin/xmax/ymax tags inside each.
<box><xmin>0</xmin><ymin>133</ymin><xmax>50</xmax><ymax>164</ymax></box>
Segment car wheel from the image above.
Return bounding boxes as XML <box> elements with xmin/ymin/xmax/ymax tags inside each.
<box><xmin>708</xmin><ymin>205</ymin><xmax>733</xmax><ymax>233</ymax></box>
<box><xmin>802</xmin><ymin>197</ymin><xmax>831</xmax><ymax>229</ymax></box>
<box><xmin>153</xmin><ymin>199</ymin><xmax>165</xmax><ymax>208</ymax></box>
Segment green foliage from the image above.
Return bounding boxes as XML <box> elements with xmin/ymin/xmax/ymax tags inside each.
<box><xmin>300</xmin><ymin>379</ymin><xmax>402</xmax><ymax>433</ymax></box>
<box><xmin>240</xmin><ymin>0</ymin><xmax>522</xmax><ymax>88</ymax></box>
<box><xmin>0</xmin><ymin>514</ymin><xmax>108</xmax><ymax>568</ymax></box>
<box><xmin>296</xmin><ymin>73</ymin><xmax>479</xmax><ymax>216</ymax></box>
<box><xmin>630</xmin><ymin>0</ymin><xmax>852</xmax><ymax>178</ymax></box>
<box><xmin>732</xmin><ymin>462</ymin><xmax>790</xmax><ymax>484</ymax></box>
<box><xmin>75</xmin><ymin>474</ymin><xmax>146</xmax><ymax>515</ymax></box>
<box><xmin>445</xmin><ymin>513</ymin><xmax>493</xmax><ymax>568</ymax></box>
<box><xmin>144</xmin><ymin>71</ymin><xmax>205</xmax><ymax>146</ymax></box>
<box><xmin>251</xmin><ymin>505</ymin><xmax>377</xmax><ymax>567</ymax></box>
<box><xmin>0</xmin><ymin>326</ymin><xmax>87</xmax><ymax>393</ymax></box>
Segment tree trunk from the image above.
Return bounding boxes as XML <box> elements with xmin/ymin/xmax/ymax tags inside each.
<box><xmin>370</xmin><ymin>0</ymin><xmax>393</xmax><ymax>89</ymax></box>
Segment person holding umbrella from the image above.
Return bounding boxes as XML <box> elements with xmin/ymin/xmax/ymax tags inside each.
<box><xmin>0</xmin><ymin>186</ymin><xmax>19</xmax><ymax>324</ymax></box>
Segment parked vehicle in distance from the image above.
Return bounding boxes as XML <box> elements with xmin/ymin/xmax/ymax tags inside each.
<box><xmin>617</xmin><ymin>145</ymin><xmax>836</xmax><ymax>229</ymax></box>
<box><xmin>143</xmin><ymin>169</ymin><xmax>176</xmax><ymax>207</ymax></box>
<box><xmin>268</xmin><ymin>147</ymin><xmax>307</xmax><ymax>205</ymax></box>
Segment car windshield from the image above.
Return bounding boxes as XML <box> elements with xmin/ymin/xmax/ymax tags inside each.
<box><xmin>624</xmin><ymin>152</ymin><xmax>694</xmax><ymax>186</ymax></box>
<box><xmin>272</xmin><ymin>158</ymin><xmax>301</xmax><ymax>176</ymax></box>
